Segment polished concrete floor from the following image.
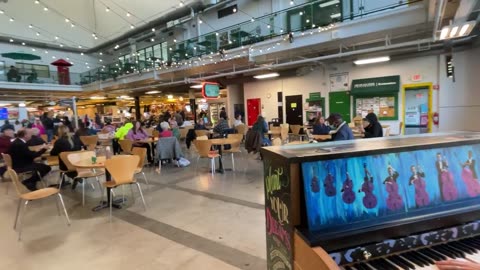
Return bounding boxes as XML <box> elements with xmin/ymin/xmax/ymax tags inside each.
<box><xmin>0</xmin><ymin>146</ymin><xmax>267</xmax><ymax>270</ymax></box>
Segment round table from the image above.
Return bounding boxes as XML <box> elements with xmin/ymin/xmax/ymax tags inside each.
<box><xmin>71</xmin><ymin>156</ymin><xmax>123</xmax><ymax>212</ymax></box>
<box><xmin>209</xmin><ymin>138</ymin><xmax>237</xmax><ymax>173</ymax></box>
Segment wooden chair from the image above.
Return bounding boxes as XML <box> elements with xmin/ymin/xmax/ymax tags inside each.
<box><xmin>62</xmin><ymin>151</ymin><xmax>105</xmax><ymax>206</ymax></box>
<box><xmin>193</xmin><ymin>140</ymin><xmax>219</xmax><ymax>175</ymax></box>
<box><xmin>196</xmin><ymin>135</ymin><xmax>208</xmax><ymax>141</ymax></box>
<box><xmin>270</xmin><ymin>126</ymin><xmax>281</xmax><ymax>139</ymax></box>
<box><xmin>280</xmin><ymin>124</ymin><xmax>290</xmax><ymax>142</ymax></box>
<box><xmin>152</xmin><ymin>129</ymin><xmax>159</xmax><ymax>138</ymax></box>
<box><xmin>118</xmin><ymin>139</ymin><xmax>133</xmax><ymax>154</ymax></box>
<box><xmin>40</xmin><ymin>134</ymin><xmax>48</xmax><ymax>142</ymax></box>
<box><xmin>289</xmin><ymin>124</ymin><xmax>302</xmax><ymax>141</ymax></box>
<box><xmin>235</xmin><ymin>124</ymin><xmax>247</xmax><ymax>140</ymax></box>
<box><xmin>224</xmin><ymin>134</ymin><xmax>243</xmax><ymax>171</ymax></box>
<box><xmin>1</xmin><ymin>153</ymin><xmax>43</xmax><ymax>191</ymax></box>
<box><xmin>384</xmin><ymin>127</ymin><xmax>391</xmax><ymax>137</ymax></box>
<box><xmin>144</xmin><ymin>128</ymin><xmax>154</xmax><ymax>137</ymax></box>
<box><xmin>79</xmin><ymin>135</ymin><xmax>98</xmax><ymax>151</ymax></box>
<box><xmin>179</xmin><ymin>128</ymin><xmax>189</xmax><ymax>140</ymax></box>
<box><xmin>272</xmin><ymin>137</ymin><xmax>282</xmax><ymax>146</ymax></box>
<box><xmin>104</xmin><ymin>155</ymin><xmax>145</xmax><ymax>222</ymax></box>
<box><xmin>131</xmin><ymin>147</ymin><xmax>149</xmax><ymax>188</ymax></box>
<box><xmin>195</xmin><ymin>130</ymin><xmax>209</xmax><ymax>137</ymax></box>
<box><xmin>7</xmin><ymin>168</ymin><xmax>70</xmax><ymax>241</ymax></box>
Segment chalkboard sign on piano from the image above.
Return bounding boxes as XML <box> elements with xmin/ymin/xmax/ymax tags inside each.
<box><xmin>264</xmin><ymin>158</ymin><xmax>293</xmax><ymax>270</ymax></box>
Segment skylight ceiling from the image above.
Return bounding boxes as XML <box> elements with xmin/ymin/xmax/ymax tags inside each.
<box><xmin>0</xmin><ymin>0</ymin><xmax>197</xmax><ymax>50</ymax></box>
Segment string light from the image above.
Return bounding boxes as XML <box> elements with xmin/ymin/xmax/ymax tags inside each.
<box><xmin>151</xmin><ymin>28</ymin><xmax>155</xmax><ymax>32</ymax></box>
<box><xmin>44</xmin><ymin>50</ymin><xmax>48</xmax><ymax>54</ymax></box>
<box><xmin>22</xmin><ymin>42</ymin><xmax>26</xmax><ymax>46</ymax></box>
<box><xmin>32</xmin><ymin>48</ymin><xmax>36</xmax><ymax>51</ymax></box>
<box><xmin>126</xmin><ymin>12</ymin><xmax>131</xmax><ymax>17</ymax></box>
<box><xmin>80</xmin><ymin>53</ymin><xmax>84</xmax><ymax>55</ymax></box>
<box><xmin>9</xmin><ymin>39</ymin><xmax>13</xmax><ymax>42</ymax></box>
<box><xmin>65</xmin><ymin>18</ymin><xmax>70</xmax><ymax>22</ymax></box>
<box><xmin>0</xmin><ymin>10</ymin><xmax>4</xmax><ymax>14</ymax></box>
<box><xmin>78</xmin><ymin>45</ymin><xmax>82</xmax><ymax>48</ymax></box>
<box><xmin>179</xmin><ymin>1</ymin><xmax>184</xmax><ymax>7</ymax></box>
<box><xmin>290</xmin><ymin>0</ymin><xmax>294</xmax><ymax>5</ymax></box>
<box><xmin>43</xmin><ymin>7</ymin><xmax>48</xmax><ymax>11</ymax></box>
<box><xmin>105</xmin><ymin>7</ymin><xmax>110</xmax><ymax>12</ymax></box>
<box><xmin>36</xmin><ymin>32</ymin><xmax>40</xmax><ymax>36</ymax></box>
<box><xmin>251</xmin><ymin>18</ymin><xmax>255</xmax><ymax>22</ymax></box>
<box><xmin>130</xmin><ymin>24</ymin><xmax>135</xmax><ymax>29</ymax></box>
<box><xmin>34</xmin><ymin>0</ymin><xmax>40</xmax><ymax>4</ymax></box>
<box><xmin>29</xmin><ymin>24</ymin><xmax>33</xmax><ymax>28</ymax></box>
<box><xmin>9</xmin><ymin>18</ymin><xmax>14</xmax><ymax>22</ymax></box>
<box><xmin>70</xmin><ymin>23</ymin><xmax>75</xmax><ymax>27</ymax></box>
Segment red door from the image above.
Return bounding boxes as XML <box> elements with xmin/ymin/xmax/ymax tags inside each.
<box><xmin>247</xmin><ymin>98</ymin><xmax>261</xmax><ymax>126</ymax></box>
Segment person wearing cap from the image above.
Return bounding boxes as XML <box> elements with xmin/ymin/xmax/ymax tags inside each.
<box><xmin>326</xmin><ymin>113</ymin><xmax>354</xmax><ymax>141</ymax></box>
<box><xmin>361</xmin><ymin>112</ymin><xmax>383</xmax><ymax>138</ymax></box>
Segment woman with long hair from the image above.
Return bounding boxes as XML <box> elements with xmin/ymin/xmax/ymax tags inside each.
<box><xmin>50</xmin><ymin>125</ymin><xmax>82</xmax><ymax>188</ymax></box>
<box><xmin>126</xmin><ymin>121</ymin><xmax>153</xmax><ymax>164</ymax></box>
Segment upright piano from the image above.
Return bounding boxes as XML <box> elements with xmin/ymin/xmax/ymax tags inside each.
<box><xmin>261</xmin><ymin>132</ymin><xmax>480</xmax><ymax>270</ymax></box>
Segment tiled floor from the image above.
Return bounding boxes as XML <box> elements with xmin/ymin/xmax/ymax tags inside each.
<box><xmin>0</xmin><ymin>147</ymin><xmax>267</xmax><ymax>270</ymax></box>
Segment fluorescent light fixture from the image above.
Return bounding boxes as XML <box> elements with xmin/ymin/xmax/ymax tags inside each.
<box><xmin>254</xmin><ymin>72</ymin><xmax>280</xmax><ymax>79</ymax></box>
<box><xmin>449</xmin><ymin>26</ymin><xmax>458</xmax><ymax>38</ymax></box>
<box><xmin>440</xmin><ymin>27</ymin><xmax>449</xmax><ymax>40</ymax></box>
<box><xmin>0</xmin><ymin>103</ymin><xmax>11</xmax><ymax>106</ymax></box>
<box><xmin>459</xmin><ymin>23</ymin><xmax>470</xmax><ymax>36</ymax></box>
<box><xmin>320</xmin><ymin>0</ymin><xmax>339</xmax><ymax>8</ymax></box>
<box><xmin>90</xmin><ymin>96</ymin><xmax>106</xmax><ymax>100</ymax></box>
<box><xmin>440</xmin><ymin>21</ymin><xmax>476</xmax><ymax>40</ymax></box>
<box><xmin>146</xmin><ymin>90</ymin><xmax>160</xmax><ymax>94</ymax></box>
<box><xmin>19</xmin><ymin>103</ymin><xmax>26</xmax><ymax>107</ymax></box>
<box><xmin>190</xmin><ymin>84</ymin><xmax>203</xmax><ymax>89</ymax></box>
<box><xmin>354</xmin><ymin>56</ymin><xmax>390</xmax><ymax>65</ymax></box>
<box><xmin>330</xmin><ymin>13</ymin><xmax>341</xmax><ymax>19</ymax></box>
<box><xmin>167</xmin><ymin>95</ymin><xmax>174</xmax><ymax>99</ymax></box>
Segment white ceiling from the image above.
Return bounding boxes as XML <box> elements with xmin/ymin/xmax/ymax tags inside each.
<box><xmin>0</xmin><ymin>0</ymin><xmax>198</xmax><ymax>50</ymax></box>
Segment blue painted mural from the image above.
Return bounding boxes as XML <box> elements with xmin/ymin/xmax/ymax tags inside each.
<box><xmin>301</xmin><ymin>144</ymin><xmax>480</xmax><ymax>232</ymax></box>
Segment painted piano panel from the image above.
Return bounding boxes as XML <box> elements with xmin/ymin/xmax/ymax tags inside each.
<box><xmin>301</xmin><ymin>144</ymin><xmax>480</xmax><ymax>232</ymax></box>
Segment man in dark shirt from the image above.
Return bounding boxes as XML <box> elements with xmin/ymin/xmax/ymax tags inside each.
<box><xmin>7</xmin><ymin>66</ymin><xmax>21</xmax><ymax>82</ymax></box>
<box><xmin>326</xmin><ymin>113</ymin><xmax>354</xmax><ymax>141</ymax></box>
<box><xmin>27</xmin><ymin>127</ymin><xmax>47</xmax><ymax>146</ymax></box>
<box><xmin>213</xmin><ymin>117</ymin><xmax>230</xmax><ymax>135</ymax></box>
<box><xmin>8</xmin><ymin>129</ymin><xmax>51</xmax><ymax>191</ymax></box>
<box><xmin>42</xmin><ymin>112</ymin><xmax>55</xmax><ymax>142</ymax></box>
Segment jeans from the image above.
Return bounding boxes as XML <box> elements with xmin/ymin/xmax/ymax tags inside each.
<box><xmin>46</xmin><ymin>129</ymin><xmax>54</xmax><ymax>142</ymax></box>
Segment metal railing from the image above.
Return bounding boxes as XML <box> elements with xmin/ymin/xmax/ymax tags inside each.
<box><xmin>79</xmin><ymin>0</ymin><xmax>420</xmax><ymax>85</ymax></box>
<box><xmin>0</xmin><ymin>70</ymin><xmax>83</xmax><ymax>86</ymax></box>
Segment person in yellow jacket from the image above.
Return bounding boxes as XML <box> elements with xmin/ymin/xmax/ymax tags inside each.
<box><xmin>112</xmin><ymin>122</ymin><xmax>133</xmax><ymax>154</ymax></box>
<box><xmin>115</xmin><ymin>122</ymin><xmax>133</xmax><ymax>140</ymax></box>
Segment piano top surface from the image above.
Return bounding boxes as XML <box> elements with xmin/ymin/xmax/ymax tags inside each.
<box><xmin>261</xmin><ymin>132</ymin><xmax>480</xmax><ymax>162</ymax></box>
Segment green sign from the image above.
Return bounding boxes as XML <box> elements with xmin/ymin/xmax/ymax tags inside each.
<box><xmin>306</xmin><ymin>92</ymin><xmax>322</xmax><ymax>102</ymax></box>
<box><xmin>202</xmin><ymin>83</ymin><xmax>220</xmax><ymax>98</ymax></box>
<box><xmin>351</xmin><ymin>75</ymin><xmax>400</xmax><ymax>95</ymax></box>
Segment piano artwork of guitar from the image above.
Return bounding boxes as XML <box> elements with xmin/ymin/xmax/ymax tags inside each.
<box><xmin>261</xmin><ymin>132</ymin><xmax>480</xmax><ymax>270</ymax></box>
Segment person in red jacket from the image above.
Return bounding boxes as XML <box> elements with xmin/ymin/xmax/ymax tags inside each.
<box><xmin>0</xmin><ymin>128</ymin><xmax>14</xmax><ymax>154</ymax></box>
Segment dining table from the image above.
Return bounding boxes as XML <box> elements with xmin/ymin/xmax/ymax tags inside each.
<box><xmin>209</xmin><ymin>137</ymin><xmax>237</xmax><ymax>173</ymax></box>
<box><xmin>71</xmin><ymin>155</ymin><xmax>123</xmax><ymax>212</ymax></box>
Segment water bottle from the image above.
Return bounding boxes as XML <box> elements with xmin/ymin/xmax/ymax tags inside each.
<box><xmin>105</xmin><ymin>146</ymin><xmax>112</xmax><ymax>160</ymax></box>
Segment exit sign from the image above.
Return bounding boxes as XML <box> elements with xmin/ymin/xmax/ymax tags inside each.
<box><xmin>411</xmin><ymin>74</ymin><xmax>422</xmax><ymax>82</ymax></box>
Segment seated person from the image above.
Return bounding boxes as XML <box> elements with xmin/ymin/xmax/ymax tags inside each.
<box><xmin>8</xmin><ymin>129</ymin><xmax>51</xmax><ymax>191</ymax></box>
<box><xmin>126</xmin><ymin>121</ymin><xmax>153</xmax><ymax>164</ymax></box>
<box><xmin>27</xmin><ymin>128</ymin><xmax>47</xmax><ymax>146</ymax></box>
<box><xmin>326</xmin><ymin>113</ymin><xmax>354</xmax><ymax>141</ymax></box>
<box><xmin>213</xmin><ymin>117</ymin><xmax>229</xmax><ymax>135</ymax></box>
<box><xmin>194</xmin><ymin>118</ymin><xmax>208</xmax><ymax>130</ymax></box>
<box><xmin>158</xmin><ymin>122</ymin><xmax>173</xmax><ymax>138</ymax></box>
<box><xmin>252</xmin><ymin>115</ymin><xmax>271</xmax><ymax>146</ymax></box>
<box><xmin>233</xmin><ymin>114</ymin><xmax>243</xmax><ymax>127</ymax></box>
<box><xmin>6</xmin><ymin>66</ymin><xmax>21</xmax><ymax>82</ymax></box>
<box><xmin>101</xmin><ymin>120</ymin><xmax>116</xmax><ymax>134</ymax></box>
<box><xmin>312</xmin><ymin>116</ymin><xmax>331</xmax><ymax>135</ymax></box>
<box><xmin>0</xmin><ymin>128</ymin><xmax>14</xmax><ymax>154</ymax></box>
<box><xmin>169</xmin><ymin>116</ymin><xmax>178</xmax><ymax>129</ymax></box>
<box><xmin>1</xmin><ymin>120</ymin><xmax>15</xmax><ymax>132</ymax></box>
<box><xmin>361</xmin><ymin>112</ymin><xmax>383</xmax><ymax>138</ymax></box>
<box><xmin>115</xmin><ymin>121</ymin><xmax>133</xmax><ymax>140</ymax></box>
<box><xmin>50</xmin><ymin>125</ymin><xmax>82</xmax><ymax>188</ymax></box>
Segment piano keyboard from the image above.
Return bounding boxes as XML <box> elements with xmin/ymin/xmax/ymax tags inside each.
<box><xmin>342</xmin><ymin>235</ymin><xmax>480</xmax><ymax>269</ymax></box>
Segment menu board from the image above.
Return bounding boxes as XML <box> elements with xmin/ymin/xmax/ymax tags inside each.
<box><xmin>355</xmin><ymin>96</ymin><xmax>396</xmax><ymax>119</ymax></box>
<box><xmin>264</xmin><ymin>158</ymin><xmax>293</xmax><ymax>270</ymax></box>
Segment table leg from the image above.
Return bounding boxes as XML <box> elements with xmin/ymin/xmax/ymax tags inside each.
<box><xmin>92</xmin><ymin>170</ymin><xmax>124</xmax><ymax>211</ymax></box>
<box><xmin>216</xmin><ymin>146</ymin><xmax>224</xmax><ymax>173</ymax></box>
